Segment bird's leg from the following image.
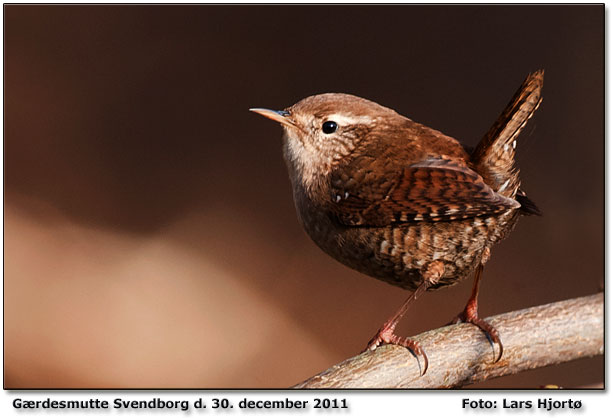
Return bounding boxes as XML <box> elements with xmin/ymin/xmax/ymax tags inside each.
<box><xmin>450</xmin><ymin>248</ymin><xmax>503</xmax><ymax>362</ymax></box>
<box><xmin>365</xmin><ymin>260</ymin><xmax>444</xmax><ymax>376</ymax></box>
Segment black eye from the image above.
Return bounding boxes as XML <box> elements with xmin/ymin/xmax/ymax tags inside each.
<box><xmin>322</xmin><ymin>121</ymin><xmax>338</xmax><ymax>134</ymax></box>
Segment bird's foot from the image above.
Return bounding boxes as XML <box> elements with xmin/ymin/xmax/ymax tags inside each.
<box><xmin>450</xmin><ymin>311</ymin><xmax>503</xmax><ymax>362</ymax></box>
<box><xmin>365</xmin><ymin>325</ymin><xmax>429</xmax><ymax>376</ymax></box>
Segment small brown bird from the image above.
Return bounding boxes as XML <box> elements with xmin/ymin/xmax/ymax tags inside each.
<box><xmin>251</xmin><ymin>71</ymin><xmax>543</xmax><ymax>375</ymax></box>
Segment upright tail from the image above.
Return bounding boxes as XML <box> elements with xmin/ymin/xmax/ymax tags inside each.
<box><xmin>471</xmin><ymin>70</ymin><xmax>544</xmax><ymax>201</ymax></box>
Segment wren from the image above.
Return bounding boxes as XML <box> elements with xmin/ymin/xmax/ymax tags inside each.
<box><xmin>250</xmin><ymin>71</ymin><xmax>543</xmax><ymax>375</ymax></box>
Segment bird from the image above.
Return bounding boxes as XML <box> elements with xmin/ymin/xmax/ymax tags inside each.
<box><xmin>250</xmin><ymin>70</ymin><xmax>543</xmax><ymax>375</ymax></box>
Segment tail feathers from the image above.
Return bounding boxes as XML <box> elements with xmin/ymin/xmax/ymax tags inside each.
<box><xmin>471</xmin><ymin>70</ymin><xmax>544</xmax><ymax>198</ymax></box>
<box><xmin>516</xmin><ymin>189</ymin><xmax>542</xmax><ymax>216</ymax></box>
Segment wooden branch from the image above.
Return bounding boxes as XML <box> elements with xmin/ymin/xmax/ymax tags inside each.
<box><xmin>295</xmin><ymin>293</ymin><xmax>603</xmax><ymax>388</ymax></box>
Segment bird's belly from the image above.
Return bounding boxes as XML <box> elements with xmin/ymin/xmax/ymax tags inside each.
<box><xmin>302</xmin><ymin>209</ymin><xmax>520</xmax><ymax>291</ymax></box>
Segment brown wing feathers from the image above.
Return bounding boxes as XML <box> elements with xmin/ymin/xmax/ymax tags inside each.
<box><xmin>330</xmin><ymin>159</ymin><xmax>519</xmax><ymax>227</ymax></box>
<box><xmin>388</xmin><ymin>161</ymin><xmax>520</xmax><ymax>222</ymax></box>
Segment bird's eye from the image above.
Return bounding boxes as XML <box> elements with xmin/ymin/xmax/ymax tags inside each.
<box><xmin>322</xmin><ymin>121</ymin><xmax>338</xmax><ymax>134</ymax></box>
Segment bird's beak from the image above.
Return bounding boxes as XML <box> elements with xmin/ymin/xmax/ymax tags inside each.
<box><xmin>249</xmin><ymin>108</ymin><xmax>295</xmax><ymax>127</ymax></box>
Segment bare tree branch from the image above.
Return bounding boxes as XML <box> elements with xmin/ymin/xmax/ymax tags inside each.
<box><xmin>295</xmin><ymin>293</ymin><xmax>603</xmax><ymax>388</ymax></box>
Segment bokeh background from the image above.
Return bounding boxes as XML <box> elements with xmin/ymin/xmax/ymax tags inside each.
<box><xmin>4</xmin><ymin>5</ymin><xmax>603</xmax><ymax>388</ymax></box>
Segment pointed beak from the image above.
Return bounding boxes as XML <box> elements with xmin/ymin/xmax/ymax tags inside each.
<box><xmin>249</xmin><ymin>108</ymin><xmax>294</xmax><ymax>127</ymax></box>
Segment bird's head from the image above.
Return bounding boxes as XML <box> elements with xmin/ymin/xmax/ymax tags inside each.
<box><xmin>251</xmin><ymin>93</ymin><xmax>398</xmax><ymax>189</ymax></box>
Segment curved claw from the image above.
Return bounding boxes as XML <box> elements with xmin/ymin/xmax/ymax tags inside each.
<box><xmin>365</xmin><ymin>329</ymin><xmax>429</xmax><ymax>376</ymax></box>
<box><xmin>482</xmin><ymin>323</ymin><xmax>504</xmax><ymax>363</ymax></box>
<box><xmin>470</xmin><ymin>317</ymin><xmax>503</xmax><ymax>363</ymax></box>
<box><xmin>399</xmin><ymin>338</ymin><xmax>428</xmax><ymax>376</ymax></box>
<box><xmin>453</xmin><ymin>312</ymin><xmax>504</xmax><ymax>363</ymax></box>
<box><xmin>495</xmin><ymin>341</ymin><xmax>503</xmax><ymax>363</ymax></box>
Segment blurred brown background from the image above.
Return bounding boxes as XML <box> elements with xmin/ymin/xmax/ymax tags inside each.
<box><xmin>4</xmin><ymin>5</ymin><xmax>603</xmax><ymax>388</ymax></box>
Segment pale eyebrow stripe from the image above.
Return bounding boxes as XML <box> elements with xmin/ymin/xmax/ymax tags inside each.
<box><xmin>325</xmin><ymin>114</ymin><xmax>373</xmax><ymax>126</ymax></box>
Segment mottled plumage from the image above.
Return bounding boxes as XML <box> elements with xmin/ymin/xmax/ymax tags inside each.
<box><xmin>251</xmin><ymin>70</ymin><xmax>544</xmax><ymax>374</ymax></box>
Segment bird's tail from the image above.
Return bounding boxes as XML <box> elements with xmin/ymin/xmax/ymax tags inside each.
<box><xmin>471</xmin><ymin>70</ymin><xmax>544</xmax><ymax>200</ymax></box>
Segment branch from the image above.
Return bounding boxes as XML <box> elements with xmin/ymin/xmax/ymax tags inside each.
<box><xmin>294</xmin><ymin>293</ymin><xmax>603</xmax><ymax>388</ymax></box>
